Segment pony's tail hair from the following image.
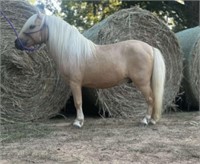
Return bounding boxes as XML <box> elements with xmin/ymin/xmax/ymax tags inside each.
<box><xmin>152</xmin><ymin>48</ymin><xmax>166</xmax><ymax>122</ymax></box>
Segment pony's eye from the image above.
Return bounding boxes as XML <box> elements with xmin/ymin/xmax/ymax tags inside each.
<box><xmin>29</xmin><ymin>25</ymin><xmax>36</xmax><ymax>29</ymax></box>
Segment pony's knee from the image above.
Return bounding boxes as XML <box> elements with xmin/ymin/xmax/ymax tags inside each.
<box><xmin>74</xmin><ymin>100</ymin><xmax>82</xmax><ymax>109</ymax></box>
<box><xmin>148</xmin><ymin>96</ymin><xmax>153</xmax><ymax>104</ymax></box>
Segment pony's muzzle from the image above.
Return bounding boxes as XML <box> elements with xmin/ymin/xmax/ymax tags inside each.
<box><xmin>15</xmin><ymin>39</ymin><xmax>24</xmax><ymax>50</ymax></box>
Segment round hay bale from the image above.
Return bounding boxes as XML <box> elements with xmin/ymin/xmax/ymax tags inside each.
<box><xmin>0</xmin><ymin>0</ymin><xmax>71</xmax><ymax>123</ymax></box>
<box><xmin>176</xmin><ymin>27</ymin><xmax>200</xmax><ymax>108</ymax></box>
<box><xmin>83</xmin><ymin>7</ymin><xmax>183</xmax><ymax>117</ymax></box>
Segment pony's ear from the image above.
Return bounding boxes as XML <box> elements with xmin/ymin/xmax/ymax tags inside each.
<box><xmin>37</xmin><ymin>10</ymin><xmax>43</xmax><ymax>19</ymax></box>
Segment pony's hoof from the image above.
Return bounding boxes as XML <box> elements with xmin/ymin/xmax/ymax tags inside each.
<box><xmin>141</xmin><ymin>117</ymin><xmax>148</xmax><ymax>125</ymax></box>
<box><xmin>73</xmin><ymin>119</ymin><xmax>84</xmax><ymax>128</ymax></box>
<box><xmin>150</xmin><ymin>119</ymin><xmax>156</xmax><ymax>125</ymax></box>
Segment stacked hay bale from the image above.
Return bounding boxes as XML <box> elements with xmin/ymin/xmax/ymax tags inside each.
<box><xmin>0</xmin><ymin>0</ymin><xmax>70</xmax><ymax>123</ymax></box>
<box><xmin>176</xmin><ymin>27</ymin><xmax>200</xmax><ymax>109</ymax></box>
<box><xmin>83</xmin><ymin>7</ymin><xmax>183</xmax><ymax>117</ymax></box>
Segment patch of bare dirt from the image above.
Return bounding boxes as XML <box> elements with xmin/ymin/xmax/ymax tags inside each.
<box><xmin>1</xmin><ymin>112</ymin><xmax>200</xmax><ymax>164</ymax></box>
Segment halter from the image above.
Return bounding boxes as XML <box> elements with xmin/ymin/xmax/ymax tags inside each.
<box><xmin>0</xmin><ymin>10</ymin><xmax>42</xmax><ymax>52</ymax></box>
<box><xmin>23</xmin><ymin>24</ymin><xmax>47</xmax><ymax>45</ymax></box>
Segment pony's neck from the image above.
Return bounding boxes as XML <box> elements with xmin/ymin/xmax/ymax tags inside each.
<box><xmin>44</xmin><ymin>15</ymin><xmax>96</xmax><ymax>70</ymax></box>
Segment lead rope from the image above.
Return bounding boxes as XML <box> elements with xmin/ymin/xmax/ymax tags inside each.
<box><xmin>0</xmin><ymin>10</ymin><xmax>40</xmax><ymax>52</ymax></box>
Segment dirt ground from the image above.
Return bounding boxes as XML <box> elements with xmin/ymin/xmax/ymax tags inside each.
<box><xmin>1</xmin><ymin>111</ymin><xmax>200</xmax><ymax>164</ymax></box>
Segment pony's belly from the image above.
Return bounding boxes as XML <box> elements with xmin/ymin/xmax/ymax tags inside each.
<box><xmin>82</xmin><ymin>77</ymin><xmax>131</xmax><ymax>89</ymax></box>
<box><xmin>82</xmin><ymin>58</ymin><xmax>128</xmax><ymax>88</ymax></box>
<box><xmin>83</xmin><ymin>81</ymin><xmax>117</xmax><ymax>89</ymax></box>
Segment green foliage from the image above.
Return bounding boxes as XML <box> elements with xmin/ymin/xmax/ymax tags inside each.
<box><xmin>61</xmin><ymin>0</ymin><xmax>121</xmax><ymax>31</ymax></box>
<box><xmin>28</xmin><ymin>0</ymin><xmax>36</xmax><ymax>5</ymax></box>
<box><xmin>60</xmin><ymin>0</ymin><xmax>199</xmax><ymax>32</ymax></box>
<box><xmin>121</xmin><ymin>1</ymin><xmax>199</xmax><ymax>32</ymax></box>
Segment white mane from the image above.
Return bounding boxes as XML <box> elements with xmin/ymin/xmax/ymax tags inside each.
<box><xmin>44</xmin><ymin>15</ymin><xmax>96</xmax><ymax>69</ymax></box>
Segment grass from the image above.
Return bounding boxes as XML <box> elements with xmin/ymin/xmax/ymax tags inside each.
<box><xmin>0</xmin><ymin>121</ymin><xmax>54</xmax><ymax>143</ymax></box>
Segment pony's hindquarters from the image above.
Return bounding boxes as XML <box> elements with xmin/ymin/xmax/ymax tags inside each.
<box><xmin>152</xmin><ymin>48</ymin><xmax>166</xmax><ymax>122</ymax></box>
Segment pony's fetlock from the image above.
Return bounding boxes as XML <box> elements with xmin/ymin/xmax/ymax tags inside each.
<box><xmin>141</xmin><ymin>115</ymin><xmax>154</xmax><ymax>126</ymax></box>
<box><xmin>73</xmin><ymin>119</ymin><xmax>84</xmax><ymax>128</ymax></box>
<box><xmin>141</xmin><ymin>117</ymin><xmax>149</xmax><ymax>125</ymax></box>
<box><xmin>150</xmin><ymin>119</ymin><xmax>156</xmax><ymax>125</ymax></box>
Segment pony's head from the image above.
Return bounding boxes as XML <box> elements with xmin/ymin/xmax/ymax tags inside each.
<box><xmin>15</xmin><ymin>12</ymin><xmax>48</xmax><ymax>50</ymax></box>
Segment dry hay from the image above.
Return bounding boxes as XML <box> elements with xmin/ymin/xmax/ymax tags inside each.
<box><xmin>0</xmin><ymin>0</ymin><xmax>70</xmax><ymax>123</ymax></box>
<box><xmin>83</xmin><ymin>7</ymin><xmax>183</xmax><ymax>117</ymax></box>
<box><xmin>176</xmin><ymin>27</ymin><xmax>200</xmax><ymax>108</ymax></box>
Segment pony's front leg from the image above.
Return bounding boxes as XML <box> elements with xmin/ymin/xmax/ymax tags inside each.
<box><xmin>70</xmin><ymin>82</ymin><xmax>84</xmax><ymax>128</ymax></box>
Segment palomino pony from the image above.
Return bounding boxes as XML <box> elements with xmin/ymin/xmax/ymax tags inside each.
<box><xmin>15</xmin><ymin>12</ymin><xmax>166</xmax><ymax>128</ymax></box>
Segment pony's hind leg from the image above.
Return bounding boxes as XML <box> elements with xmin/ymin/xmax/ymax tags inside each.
<box><xmin>136</xmin><ymin>83</ymin><xmax>155</xmax><ymax>125</ymax></box>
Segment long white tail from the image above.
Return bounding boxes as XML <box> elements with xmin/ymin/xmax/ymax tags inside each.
<box><xmin>152</xmin><ymin>48</ymin><xmax>166</xmax><ymax>122</ymax></box>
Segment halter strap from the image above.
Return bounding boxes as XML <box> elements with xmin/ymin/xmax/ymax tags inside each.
<box><xmin>24</xmin><ymin>27</ymin><xmax>44</xmax><ymax>35</ymax></box>
<box><xmin>0</xmin><ymin>10</ymin><xmax>41</xmax><ymax>52</ymax></box>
